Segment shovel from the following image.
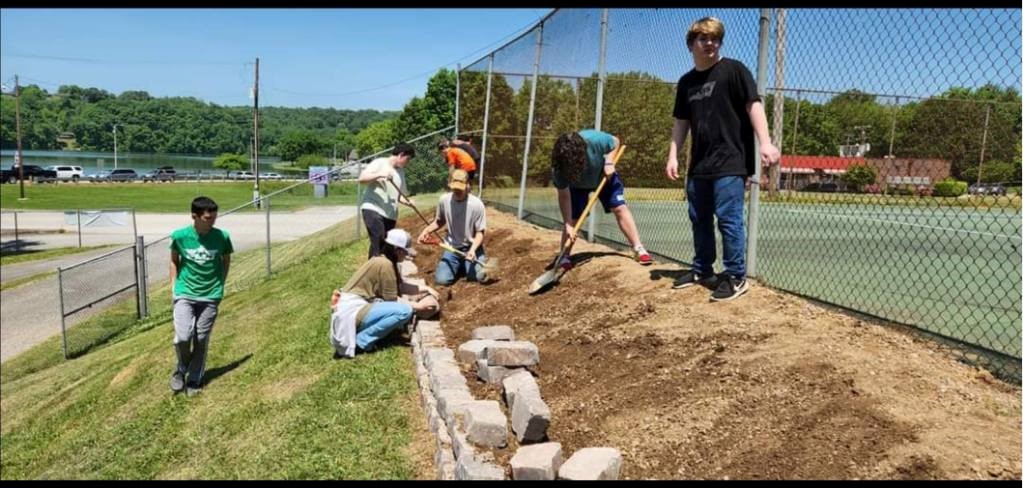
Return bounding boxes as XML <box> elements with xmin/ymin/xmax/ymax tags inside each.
<box><xmin>528</xmin><ymin>145</ymin><xmax>626</xmax><ymax>295</ymax></box>
<box><xmin>387</xmin><ymin>178</ymin><xmax>500</xmax><ymax>276</ymax></box>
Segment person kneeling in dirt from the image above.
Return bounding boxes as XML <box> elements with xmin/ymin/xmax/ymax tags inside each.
<box><xmin>551</xmin><ymin>129</ymin><xmax>652</xmax><ymax>270</ymax></box>
<box><xmin>329</xmin><ymin>229</ymin><xmax>439</xmax><ymax>358</ymax></box>
<box><xmin>416</xmin><ymin>169</ymin><xmax>490</xmax><ymax>286</ymax></box>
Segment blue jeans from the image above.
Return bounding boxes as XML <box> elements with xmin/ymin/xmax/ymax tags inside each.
<box><xmin>356</xmin><ymin>301</ymin><xmax>413</xmax><ymax>351</ymax></box>
<box><xmin>434</xmin><ymin>246</ymin><xmax>487</xmax><ymax>285</ymax></box>
<box><xmin>686</xmin><ymin>176</ymin><xmax>746</xmax><ymax>280</ymax></box>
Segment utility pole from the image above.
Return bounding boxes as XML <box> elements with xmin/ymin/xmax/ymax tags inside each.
<box><xmin>113</xmin><ymin>123</ymin><xmax>120</xmax><ymax>169</ymax></box>
<box><xmin>253</xmin><ymin>57</ymin><xmax>261</xmax><ymax>208</ymax></box>
<box><xmin>977</xmin><ymin>103</ymin><xmax>991</xmax><ymax>185</ymax></box>
<box><xmin>14</xmin><ymin>75</ymin><xmax>25</xmax><ymax>199</ymax></box>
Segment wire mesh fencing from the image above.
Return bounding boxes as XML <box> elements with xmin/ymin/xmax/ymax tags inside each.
<box><xmin>49</xmin><ymin>126</ymin><xmax>453</xmax><ymax>360</ymax></box>
<box><xmin>457</xmin><ymin>8</ymin><xmax>1022</xmax><ymax>381</ymax></box>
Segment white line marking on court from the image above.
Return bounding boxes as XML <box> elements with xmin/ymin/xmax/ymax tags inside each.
<box><xmin>779</xmin><ymin>208</ymin><xmax>1022</xmax><ymax>241</ymax></box>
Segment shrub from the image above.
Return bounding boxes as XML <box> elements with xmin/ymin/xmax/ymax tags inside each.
<box><xmin>295</xmin><ymin>154</ymin><xmax>328</xmax><ymax>169</ymax></box>
<box><xmin>933</xmin><ymin>178</ymin><xmax>968</xmax><ymax>197</ymax></box>
<box><xmin>213</xmin><ymin>153</ymin><xmax>248</xmax><ymax>171</ymax></box>
<box><xmin>842</xmin><ymin>164</ymin><xmax>877</xmax><ymax>192</ymax></box>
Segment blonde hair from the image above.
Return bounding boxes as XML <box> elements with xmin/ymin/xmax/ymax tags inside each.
<box><xmin>686</xmin><ymin>17</ymin><xmax>725</xmax><ymax>47</ymax></box>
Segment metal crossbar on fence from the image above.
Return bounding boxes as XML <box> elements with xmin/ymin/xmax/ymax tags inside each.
<box><xmin>48</xmin><ymin>126</ymin><xmax>455</xmax><ymax>360</ymax></box>
<box><xmin>457</xmin><ymin>8</ymin><xmax>1022</xmax><ymax>381</ymax></box>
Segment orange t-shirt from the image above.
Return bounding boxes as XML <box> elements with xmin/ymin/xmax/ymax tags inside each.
<box><xmin>445</xmin><ymin>148</ymin><xmax>477</xmax><ymax>173</ymax></box>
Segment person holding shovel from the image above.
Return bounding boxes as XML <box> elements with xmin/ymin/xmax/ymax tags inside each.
<box><xmin>551</xmin><ymin>129</ymin><xmax>652</xmax><ymax>270</ymax></box>
<box><xmin>358</xmin><ymin>143</ymin><xmax>417</xmax><ymax>259</ymax></box>
<box><xmin>416</xmin><ymin>169</ymin><xmax>491</xmax><ymax>285</ymax></box>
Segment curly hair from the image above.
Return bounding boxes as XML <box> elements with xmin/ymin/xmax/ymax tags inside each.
<box><xmin>551</xmin><ymin>132</ymin><xmax>588</xmax><ymax>184</ymax></box>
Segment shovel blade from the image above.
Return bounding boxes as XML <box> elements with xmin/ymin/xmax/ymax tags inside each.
<box><xmin>528</xmin><ymin>268</ymin><xmax>558</xmax><ymax>295</ymax></box>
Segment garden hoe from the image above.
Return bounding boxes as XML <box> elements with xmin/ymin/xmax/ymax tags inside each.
<box><xmin>528</xmin><ymin>145</ymin><xmax>626</xmax><ymax>295</ymax></box>
<box><xmin>387</xmin><ymin>179</ymin><xmax>500</xmax><ymax>278</ymax></box>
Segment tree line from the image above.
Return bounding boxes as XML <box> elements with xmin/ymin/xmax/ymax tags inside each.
<box><xmin>0</xmin><ymin>84</ymin><xmax>398</xmax><ymax>159</ymax></box>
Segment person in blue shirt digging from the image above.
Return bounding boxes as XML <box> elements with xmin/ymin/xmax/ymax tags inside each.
<box><xmin>551</xmin><ymin>129</ymin><xmax>652</xmax><ymax>270</ymax></box>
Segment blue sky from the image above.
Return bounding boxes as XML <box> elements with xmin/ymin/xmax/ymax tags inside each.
<box><xmin>0</xmin><ymin>8</ymin><xmax>552</xmax><ymax>111</ymax></box>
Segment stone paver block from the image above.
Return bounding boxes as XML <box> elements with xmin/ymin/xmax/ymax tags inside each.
<box><xmin>511</xmin><ymin>392</ymin><xmax>550</xmax><ymax>442</ymax></box>
<box><xmin>472</xmin><ymin>325</ymin><xmax>515</xmax><ymax>341</ymax></box>
<box><xmin>456</xmin><ymin>456</ymin><xmax>505</xmax><ymax>480</ymax></box>
<box><xmin>450</xmin><ymin>429</ymin><xmax>474</xmax><ymax>461</ymax></box>
<box><xmin>425</xmin><ymin>347</ymin><xmax>456</xmax><ymax>369</ymax></box>
<box><xmin>557</xmin><ymin>447</ymin><xmax>623</xmax><ymax>480</ymax></box>
<box><xmin>436</xmin><ymin>388</ymin><xmax>474</xmax><ymax>424</ymax></box>
<box><xmin>435</xmin><ymin>447</ymin><xmax>456</xmax><ymax>479</ymax></box>
<box><xmin>485</xmin><ymin>341</ymin><xmax>539</xmax><ymax>367</ymax></box>
<box><xmin>464</xmin><ymin>400</ymin><xmax>508</xmax><ymax>448</ymax></box>
<box><xmin>430</xmin><ymin>362</ymin><xmax>468</xmax><ymax>393</ymax></box>
<box><xmin>457</xmin><ymin>339</ymin><xmax>497</xmax><ymax>363</ymax></box>
<box><xmin>502</xmin><ymin>369</ymin><xmax>541</xmax><ymax>410</ymax></box>
<box><xmin>397</xmin><ymin>260</ymin><xmax>419</xmax><ymax>277</ymax></box>
<box><xmin>476</xmin><ymin>358</ymin><xmax>520</xmax><ymax>384</ymax></box>
<box><xmin>510</xmin><ymin>442</ymin><xmax>564</xmax><ymax>480</ymax></box>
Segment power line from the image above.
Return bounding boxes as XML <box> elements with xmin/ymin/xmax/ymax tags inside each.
<box><xmin>263</xmin><ymin>11</ymin><xmax>552</xmax><ymax>100</ymax></box>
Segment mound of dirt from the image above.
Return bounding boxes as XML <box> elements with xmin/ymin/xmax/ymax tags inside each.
<box><xmin>403</xmin><ymin>208</ymin><xmax>1021</xmax><ymax>480</ymax></box>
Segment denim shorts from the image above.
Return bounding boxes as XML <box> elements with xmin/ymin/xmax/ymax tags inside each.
<box><xmin>569</xmin><ymin>172</ymin><xmax>626</xmax><ymax>220</ymax></box>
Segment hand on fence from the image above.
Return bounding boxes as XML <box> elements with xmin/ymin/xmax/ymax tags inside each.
<box><xmin>760</xmin><ymin>141</ymin><xmax>781</xmax><ymax>165</ymax></box>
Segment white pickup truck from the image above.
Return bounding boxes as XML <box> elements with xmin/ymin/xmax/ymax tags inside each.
<box><xmin>46</xmin><ymin>165</ymin><xmax>86</xmax><ymax>182</ymax></box>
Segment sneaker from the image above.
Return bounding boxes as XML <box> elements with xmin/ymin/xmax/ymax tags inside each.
<box><xmin>170</xmin><ymin>372</ymin><xmax>185</xmax><ymax>393</ymax></box>
<box><xmin>185</xmin><ymin>382</ymin><xmax>202</xmax><ymax>397</ymax></box>
<box><xmin>559</xmin><ymin>255</ymin><xmax>574</xmax><ymax>271</ymax></box>
<box><xmin>710</xmin><ymin>276</ymin><xmax>750</xmax><ymax>302</ymax></box>
<box><xmin>672</xmin><ymin>270</ymin><xmax>717</xmax><ymax>289</ymax></box>
<box><xmin>634</xmin><ymin>247</ymin><xmax>653</xmax><ymax>266</ymax></box>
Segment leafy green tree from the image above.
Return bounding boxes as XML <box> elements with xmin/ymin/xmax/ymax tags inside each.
<box><xmin>274</xmin><ymin>130</ymin><xmax>329</xmax><ymax>162</ymax></box>
<box><xmin>354</xmin><ymin>119</ymin><xmax>396</xmax><ymax>157</ymax></box>
<box><xmin>295</xmin><ymin>153</ymin><xmax>328</xmax><ymax>169</ymax></box>
<box><xmin>213</xmin><ymin>152</ymin><xmax>248</xmax><ymax>171</ymax></box>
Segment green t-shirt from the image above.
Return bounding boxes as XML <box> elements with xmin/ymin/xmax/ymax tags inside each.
<box><xmin>170</xmin><ymin>225</ymin><xmax>234</xmax><ymax>301</ymax></box>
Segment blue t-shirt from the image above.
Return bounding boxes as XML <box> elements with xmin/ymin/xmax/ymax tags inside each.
<box><xmin>551</xmin><ymin>129</ymin><xmax>617</xmax><ymax>190</ymax></box>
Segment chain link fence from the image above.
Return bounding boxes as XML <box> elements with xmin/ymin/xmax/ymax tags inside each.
<box><xmin>50</xmin><ymin>126</ymin><xmax>452</xmax><ymax>360</ymax></box>
<box><xmin>458</xmin><ymin>8</ymin><xmax>1022</xmax><ymax>381</ymax></box>
<box><xmin>0</xmin><ymin>208</ymin><xmax>137</xmax><ymax>253</ymax></box>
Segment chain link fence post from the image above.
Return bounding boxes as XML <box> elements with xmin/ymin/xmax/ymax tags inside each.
<box><xmin>478</xmin><ymin>53</ymin><xmax>494</xmax><ymax>196</ymax></box>
<box><xmin>135</xmin><ymin>235</ymin><xmax>148</xmax><ymax>319</ymax></box>
<box><xmin>588</xmin><ymin>8</ymin><xmax>610</xmax><ymax>243</ymax></box>
<box><xmin>57</xmin><ymin>268</ymin><xmax>68</xmax><ymax>359</ymax></box>
<box><xmin>746</xmin><ymin>8</ymin><xmax>772</xmax><ymax>279</ymax></box>
<box><xmin>517</xmin><ymin>22</ymin><xmax>544</xmax><ymax>220</ymax></box>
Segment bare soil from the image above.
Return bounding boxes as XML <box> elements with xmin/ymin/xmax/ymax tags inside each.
<box><xmin>403</xmin><ymin>209</ymin><xmax>1021</xmax><ymax>480</ymax></box>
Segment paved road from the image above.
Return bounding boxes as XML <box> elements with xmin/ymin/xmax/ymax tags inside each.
<box><xmin>0</xmin><ymin>206</ymin><xmax>356</xmax><ymax>363</ymax></box>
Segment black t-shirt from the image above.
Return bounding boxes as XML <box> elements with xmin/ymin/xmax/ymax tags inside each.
<box><xmin>673</xmin><ymin>57</ymin><xmax>760</xmax><ymax>179</ymax></box>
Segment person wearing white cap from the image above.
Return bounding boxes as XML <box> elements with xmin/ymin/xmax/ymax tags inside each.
<box><xmin>329</xmin><ymin>228</ymin><xmax>438</xmax><ymax>357</ymax></box>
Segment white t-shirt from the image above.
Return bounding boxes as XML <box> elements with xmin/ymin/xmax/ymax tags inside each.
<box><xmin>359</xmin><ymin>157</ymin><xmax>406</xmax><ymax>221</ymax></box>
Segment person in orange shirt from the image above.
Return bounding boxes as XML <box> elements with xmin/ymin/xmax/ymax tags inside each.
<box><xmin>438</xmin><ymin>139</ymin><xmax>478</xmax><ymax>185</ymax></box>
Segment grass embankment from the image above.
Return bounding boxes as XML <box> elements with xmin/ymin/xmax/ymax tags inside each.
<box><xmin>0</xmin><ymin>213</ymin><xmax>429</xmax><ymax>479</ymax></box>
<box><xmin>0</xmin><ymin>181</ymin><xmax>359</xmax><ymax>213</ymax></box>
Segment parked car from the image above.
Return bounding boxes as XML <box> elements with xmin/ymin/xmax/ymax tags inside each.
<box><xmin>801</xmin><ymin>182</ymin><xmax>839</xmax><ymax>193</ymax></box>
<box><xmin>968</xmin><ymin>182</ymin><xmax>1006</xmax><ymax>196</ymax></box>
<box><xmin>263</xmin><ymin>172</ymin><xmax>282</xmax><ymax>180</ymax></box>
<box><xmin>142</xmin><ymin>167</ymin><xmax>177</xmax><ymax>182</ymax></box>
<box><xmin>45</xmin><ymin>165</ymin><xmax>85</xmax><ymax>182</ymax></box>
<box><xmin>90</xmin><ymin>168</ymin><xmax>138</xmax><ymax>182</ymax></box>
<box><xmin>1</xmin><ymin>165</ymin><xmax>57</xmax><ymax>183</ymax></box>
<box><xmin>232</xmin><ymin>171</ymin><xmax>255</xmax><ymax>180</ymax></box>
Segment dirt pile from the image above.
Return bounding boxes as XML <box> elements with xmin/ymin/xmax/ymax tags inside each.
<box><xmin>403</xmin><ymin>209</ymin><xmax>1021</xmax><ymax>480</ymax></box>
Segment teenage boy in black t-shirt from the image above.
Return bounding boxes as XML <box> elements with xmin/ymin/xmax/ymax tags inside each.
<box><xmin>665</xmin><ymin>16</ymin><xmax>781</xmax><ymax>301</ymax></box>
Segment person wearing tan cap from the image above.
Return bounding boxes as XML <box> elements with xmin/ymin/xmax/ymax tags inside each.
<box><xmin>417</xmin><ymin>169</ymin><xmax>490</xmax><ymax>285</ymax></box>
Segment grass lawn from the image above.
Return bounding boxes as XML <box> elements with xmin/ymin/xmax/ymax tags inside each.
<box><xmin>0</xmin><ymin>217</ymin><xmax>427</xmax><ymax>479</ymax></box>
<box><xmin>0</xmin><ymin>181</ymin><xmax>360</xmax><ymax>213</ymax></box>
<box><xmin>0</xmin><ymin>270</ymin><xmax>56</xmax><ymax>292</ymax></box>
<box><xmin>1</xmin><ymin>245</ymin><xmax>117</xmax><ymax>265</ymax></box>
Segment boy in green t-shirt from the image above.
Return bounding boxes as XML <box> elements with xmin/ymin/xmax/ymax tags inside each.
<box><xmin>169</xmin><ymin>196</ymin><xmax>234</xmax><ymax>396</ymax></box>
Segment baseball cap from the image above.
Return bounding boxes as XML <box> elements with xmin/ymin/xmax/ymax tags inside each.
<box><xmin>449</xmin><ymin>169</ymin><xmax>469</xmax><ymax>191</ymax></box>
<box><xmin>384</xmin><ymin>229</ymin><xmax>417</xmax><ymax>256</ymax></box>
